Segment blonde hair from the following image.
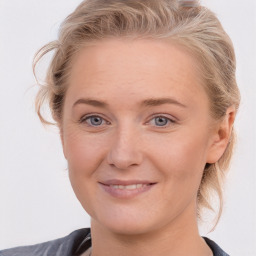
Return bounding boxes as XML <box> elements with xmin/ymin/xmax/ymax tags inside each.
<box><xmin>34</xmin><ymin>0</ymin><xmax>240</xmax><ymax>227</ymax></box>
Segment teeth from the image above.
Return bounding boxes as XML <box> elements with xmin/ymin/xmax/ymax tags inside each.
<box><xmin>126</xmin><ymin>185</ymin><xmax>137</xmax><ymax>190</ymax></box>
<box><xmin>110</xmin><ymin>184</ymin><xmax>147</xmax><ymax>190</ymax></box>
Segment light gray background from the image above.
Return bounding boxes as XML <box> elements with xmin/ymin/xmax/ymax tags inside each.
<box><xmin>0</xmin><ymin>0</ymin><xmax>255</xmax><ymax>255</ymax></box>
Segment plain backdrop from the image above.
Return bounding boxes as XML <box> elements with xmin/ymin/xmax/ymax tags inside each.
<box><xmin>0</xmin><ymin>0</ymin><xmax>255</xmax><ymax>255</ymax></box>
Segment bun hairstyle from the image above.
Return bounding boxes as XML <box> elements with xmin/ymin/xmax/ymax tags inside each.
<box><xmin>34</xmin><ymin>0</ymin><xmax>240</xmax><ymax>229</ymax></box>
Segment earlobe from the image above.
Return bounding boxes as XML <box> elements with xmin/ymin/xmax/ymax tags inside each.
<box><xmin>206</xmin><ymin>106</ymin><xmax>236</xmax><ymax>164</ymax></box>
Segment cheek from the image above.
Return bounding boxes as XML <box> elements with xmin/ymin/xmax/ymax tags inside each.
<box><xmin>151</xmin><ymin>131</ymin><xmax>208</xmax><ymax>170</ymax></box>
<box><xmin>63</xmin><ymin>130</ymin><xmax>108</xmax><ymax>215</ymax></box>
<box><xmin>147</xmin><ymin>131</ymin><xmax>209</xmax><ymax>194</ymax></box>
<box><xmin>63</xmin><ymin>129</ymin><xmax>107</xmax><ymax>177</ymax></box>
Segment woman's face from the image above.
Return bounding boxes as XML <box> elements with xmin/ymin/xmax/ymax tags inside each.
<box><xmin>61</xmin><ymin>38</ymin><xmax>220</xmax><ymax>235</ymax></box>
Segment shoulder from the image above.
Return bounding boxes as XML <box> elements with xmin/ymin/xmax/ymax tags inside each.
<box><xmin>203</xmin><ymin>237</ymin><xmax>230</xmax><ymax>256</ymax></box>
<box><xmin>0</xmin><ymin>228</ymin><xmax>90</xmax><ymax>256</ymax></box>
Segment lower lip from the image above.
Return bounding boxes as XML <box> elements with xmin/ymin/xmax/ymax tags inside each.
<box><xmin>99</xmin><ymin>183</ymin><xmax>156</xmax><ymax>199</ymax></box>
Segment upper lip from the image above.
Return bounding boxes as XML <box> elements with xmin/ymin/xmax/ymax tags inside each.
<box><xmin>99</xmin><ymin>179</ymin><xmax>156</xmax><ymax>186</ymax></box>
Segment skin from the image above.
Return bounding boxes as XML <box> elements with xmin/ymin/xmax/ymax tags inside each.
<box><xmin>61</xmin><ymin>38</ymin><xmax>235</xmax><ymax>256</ymax></box>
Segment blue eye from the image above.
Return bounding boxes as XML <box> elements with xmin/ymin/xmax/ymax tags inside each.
<box><xmin>154</xmin><ymin>117</ymin><xmax>169</xmax><ymax>126</ymax></box>
<box><xmin>149</xmin><ymin>116</ymin><xmax>174</xmax><ymax>127</ymax></box>
<box><xmin>82</xmin><ymin>115</ymin><xmax>106</xmax><ymax>126</ymax></box>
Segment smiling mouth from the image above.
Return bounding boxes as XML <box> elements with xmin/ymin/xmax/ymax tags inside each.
<box><xmin>106</xmin><ymin>183</ymin><xmax>154</xmax><ymax>190</ymax></box>
<box><xmin>99</xmin><ymin>181</ymin><xmax>157</xmax><ymax>198</ymax></box>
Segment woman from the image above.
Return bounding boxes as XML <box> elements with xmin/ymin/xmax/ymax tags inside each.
<box><xmin>0</xmin><ymin>0</ymin><xmax>240</xmax><ymax>255</ymax></box>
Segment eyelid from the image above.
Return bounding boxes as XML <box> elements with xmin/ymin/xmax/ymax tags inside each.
<box><xmin>147</xmin><ymin>113</ymin><xmax>177</xmax><ymax>122</ymax></box>
<box><xmin>146</xmin><ymin>114</ymin><xmax>177</xmax><ymax>127</ymax></box>
<box><xmin>79</xmin><ymin>114</ymin><xmax>110</xmax><ymax>126</ymax></box>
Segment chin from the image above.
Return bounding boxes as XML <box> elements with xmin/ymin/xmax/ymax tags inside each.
<box><xmin>92</xmin><ymin>209</ymin><xmax>165</xmax><ymax>237</ymax></box>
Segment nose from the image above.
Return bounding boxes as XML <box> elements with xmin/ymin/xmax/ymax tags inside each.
<box><xmin>106</xmin><ymin>126</ymin><xmax>143</xmax><ymax>170</ymax></box>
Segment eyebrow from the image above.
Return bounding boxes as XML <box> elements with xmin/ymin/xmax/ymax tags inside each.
<box><xmin>73</xmin><ymin>98</ymin><xmax>108</xmax><ymax>108</ymax></box>
<box><xmin>73</xmin><ymin>97</ymin><xmax>187</xmax><ymax>108</ymax></box>
<box><xmin>140</xmin><ymin>98</ymin><xmax>187</xmax><ymax>108</ymax></box>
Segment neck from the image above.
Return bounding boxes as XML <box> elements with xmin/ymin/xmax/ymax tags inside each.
<box><xmin>89</xmin><ymin>203</ymin><xmax>213</xmax><ymax>256</ymax></box>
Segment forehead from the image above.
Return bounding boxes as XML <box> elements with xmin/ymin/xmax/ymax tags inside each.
<box><xmin>66</xmin><ymin>38</ymin><xmax>208</xmax><ymax>109</ymax></box>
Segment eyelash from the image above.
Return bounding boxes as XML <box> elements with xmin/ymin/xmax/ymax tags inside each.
<box><xmin>79</xmin><ymin>115</ymin><xmax>110</xmax><ymax>127</ymax></box>
<box><xmin>79</xmin><ymin>114</ymin><xmax>176</xmax><ymax>128</ymax></box>
<box><xmin>146</xmin><ymin>115</ymin><xmax>176</xmax><ymax>128</ymax></box>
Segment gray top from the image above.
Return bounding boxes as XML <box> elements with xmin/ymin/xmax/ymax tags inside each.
<box><xmin>0</xmin><ymin>228</ymin><xmax>229</xmax><ymax>256</ymax></box>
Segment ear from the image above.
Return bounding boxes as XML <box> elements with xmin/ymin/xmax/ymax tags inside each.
<box><xmin>206</xmin><ymin>106</ymin><xmax>236</xmax><ymax>164</ymax></box>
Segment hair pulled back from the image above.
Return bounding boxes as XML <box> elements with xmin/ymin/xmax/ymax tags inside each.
<box><xmin>34</xmin><ymin>0</ymin><xmax>240</xmax><ymax>228</ymax></box>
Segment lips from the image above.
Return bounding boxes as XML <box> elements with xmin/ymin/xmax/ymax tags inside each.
<box><xmin>99</xmin><ymin>179</ymin><xmax>157</xmax><ymax>199</ymax></box>
<box><xmin>99</xmin><ymin>179</ymin><xmax>156</xmax><ymax>189</ymax></box>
